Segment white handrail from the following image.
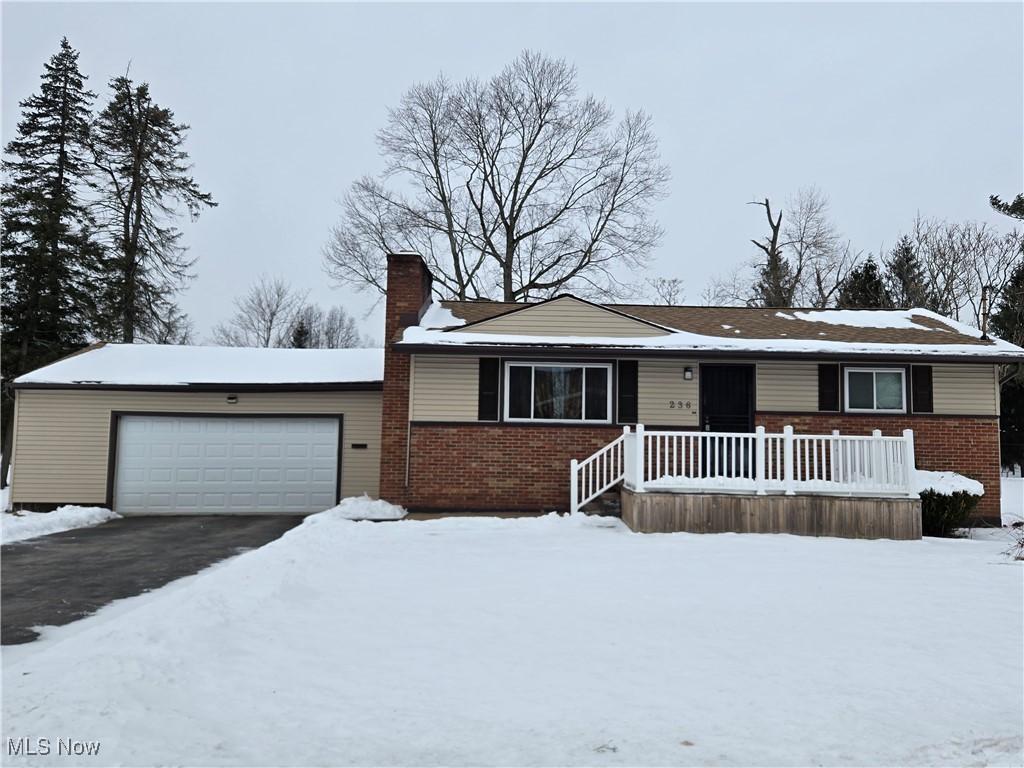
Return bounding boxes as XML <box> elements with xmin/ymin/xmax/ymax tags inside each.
<box><xmin>571</xmin><ymin>424</ymin><xmax>917</xmax><ymax>510</ymax></box>
<box><xmin>570</xmin><ymin>426</ymin><xmax>629</xmax><ymax>514</ymax></box>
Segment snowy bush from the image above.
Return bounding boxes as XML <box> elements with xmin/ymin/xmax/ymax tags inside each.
<box><xmin>1004</xmin><ymin>524</ymin><xmax>1024</xmax><ymax>561</ymax></box>
<box><xmin>920</xmin><ymin>490</ymin><xmax>980</xmax><ymax>537</ymax></box>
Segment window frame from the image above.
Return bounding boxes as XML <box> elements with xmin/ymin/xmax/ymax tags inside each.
<box><xmin>843</xmin><ymin>367</ymin><xmax>907</xmax><ymax>414</ymax></box>
<box><xmin>502</xmin><ymin>361</ymin><xmax>614</xmax><ymax>424</ymax></box>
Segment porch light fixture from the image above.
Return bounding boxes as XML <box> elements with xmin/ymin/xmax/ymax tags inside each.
<box><xmin>226</xmin><ymin>394</ymin><xmax>239</xmax><ymax>404</ymax></box>
<box><xmin>683</xmin><ymin>367</ymin><xmax>694</xmax><ymax>381</ymax></box>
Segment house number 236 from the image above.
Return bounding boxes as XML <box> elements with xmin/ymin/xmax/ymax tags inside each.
<box><xmin>668</xmin><ymin>400</ymin><xmax>691</xmax><ymax>409</ymax></box>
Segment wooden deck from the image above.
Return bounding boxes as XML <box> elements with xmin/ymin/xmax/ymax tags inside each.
<box><xmin>621</xmin><ymin>488</ymin><xmax>922</xmax><ymax>540</ymax></box>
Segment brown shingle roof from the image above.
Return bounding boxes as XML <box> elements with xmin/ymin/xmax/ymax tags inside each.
<box><xmin>438</xmin><ymin>299</ymin><xmax>996</xmax><ymax>347</ymax></box>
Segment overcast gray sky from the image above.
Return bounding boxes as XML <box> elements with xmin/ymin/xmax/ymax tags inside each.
<box><xmin>3</xmin><ymin>2</ymin><xmax>1021</xmax><ymax>343</ymax></box>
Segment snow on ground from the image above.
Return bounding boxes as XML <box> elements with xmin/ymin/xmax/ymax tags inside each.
<box><xmin>912</xmin><ymin>469</ymin><xmax>986</xmax><ymax>496</ymax></box>
<box><xmin>1</xmin><ymin>505</ymin><xmax>119</xmax><ymax>544</ymax></box>
<box><xmin>318</xmin><ymin>494</ymin><xmax>407</xmax><ymax>520</ymax></box>
<box><xmin>14</xmin><ymin>344</ymin><xmax>384</xmax><ymax>386</ymax></box>
<box><xmin>3</xmin><ymin>513</ymin><xmax>1021</xmax><ymax>767</ymax></box>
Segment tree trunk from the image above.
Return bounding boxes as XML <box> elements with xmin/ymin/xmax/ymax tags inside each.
<box><xmin>502</xmin><ymin>234</ymin><xmax>516</xmax><ymax>301</ymax></box>
<box><xmin>0</xmin><ymin>398</ymin><xmax>14</xmax><ymax>494</ymax></box>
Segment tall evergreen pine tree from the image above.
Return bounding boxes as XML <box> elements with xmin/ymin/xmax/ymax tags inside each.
<box><xmin>837</xmin><ymin>258</ymin><xmax>893</xmax><ymax>309</ymax></box>
<box><xmin>991</xmin><ymin>261</ymin><xmax>1024</xmax><ymax>468</ymax></box>
<box><xmin>990</xmin><ymin>193</ymin><xmax>1024</xmax><ymax>220</ymax></box>
<box><xmin>290</xmin><ymin>319</ymin><xmax>311</xmax><ymax>349</ymax></box>
<box><xmin>883</xmin><ymin>236</ymin><xmax>932</xmax><ymax>309</ymax></box>
<box><xmin>90</xmin><ymin>76</ymin><xmax>216</xmax><ymax>342</ymax></box>
<box><xmin>1</xmin><ymin>38</ymin><xmax>102</xmax><ymax>486</ymax></box>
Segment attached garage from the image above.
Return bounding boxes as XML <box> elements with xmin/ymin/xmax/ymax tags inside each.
<box><xmin>113</xmin><ymin>415</ymin><xmax>342</xmax><ymax>515</ymax></box>
<box><xmin>9</xmin><ymin>345</ymin><xmax>384</xmax><ymax>515</ymax></box>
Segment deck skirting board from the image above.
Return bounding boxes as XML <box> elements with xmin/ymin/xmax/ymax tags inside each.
<box><xmin>620</xmin><ymin>489</ymin><xmax>922</xmax><ymax>540</ymax></box>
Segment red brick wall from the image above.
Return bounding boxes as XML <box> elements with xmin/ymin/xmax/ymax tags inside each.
<box><xmin>380</xmin><ymin>254</ymin><xmax>433</xmax><ymax>503</ymax></box>
<box><xmin>403</xmin><ymin>423</ymin><xmax>626</xmax><ymax>511</ymax></box>
<box><xmin>392</xmin><ymin>415</ymin><xmax>1000</xmax><ymax>518</ymax></box>
<box><xmin>756</xmin><ymin>412</ymin><xmax>1001</xmax><ymax>521</ymax></box>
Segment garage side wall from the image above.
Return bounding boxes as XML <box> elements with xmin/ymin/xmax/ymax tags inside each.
<box><xmin>11</xmin><ymin>389</ymin><xmax>383</xmax><ymax>507</ymax></box>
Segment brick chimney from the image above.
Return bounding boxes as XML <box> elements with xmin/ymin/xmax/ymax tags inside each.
<box><xmin>379</xmin><ymin>252</ymin><xmax>433</xmax><ymax>504</ymax></box>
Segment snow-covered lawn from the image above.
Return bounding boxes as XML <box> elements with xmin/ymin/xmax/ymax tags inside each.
<box><xmin>3</xmin><ymin>513</ymin><xmax>1021</xmax><ymax>767</ymax></box>
<box><xmin>1</xmin><ymin>505</ymin><xmax>119</xmax><ymax>544</ymax></box>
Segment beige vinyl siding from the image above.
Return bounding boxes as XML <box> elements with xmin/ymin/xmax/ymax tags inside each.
<box><xmin>932</xmin><ymin>364</ymin><xmax>998</xmax><ymax>415</ymax></box>
<box><xmin>638</xmin><ymin>361</ymin><xmax>699</xmax><ymax>426</ymax></box>
<box><xmin>11</xmin><ymin>389</ymin><xmax>382</xmax><ymax>505</ymax></box>
<box><xmin>756</xmin><ymin>362</ymin><xmax>819</xmax><ymax>412</ymax></box>
<box><xmin>410</xmin><ymin>355</ymin><xmax>478</xmax><ymax>421</ymax></box>
<box><xmin>464</xmin><ymin>296</ymin><xmax>669</xmax><ymax>337</ymax></box>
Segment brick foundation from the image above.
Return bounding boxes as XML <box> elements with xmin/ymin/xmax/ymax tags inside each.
<box><xmin>401</xmin><ymin>423</ymin><xmax>625</xmax><ymax>512</ymax></box>
<box><xmin>756</xmin><ymin>413</ymin><xmax>1001</xmax><ymax>521</ymax></box>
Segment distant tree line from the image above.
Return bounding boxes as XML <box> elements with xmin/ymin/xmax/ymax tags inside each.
<box><xmin>704</xmin><ymin>186</ymin><xmax>1021</xmax><ymax>326</ymax></box>
<box><xmin>706</xmin><ymin>187</ymin><xmax>1023</xmax><ymax>467</ymax></box>
<box><xmin>211</xmin><ymin>276</ymin><xmax>370</xmax><ymax>349</ymax></box>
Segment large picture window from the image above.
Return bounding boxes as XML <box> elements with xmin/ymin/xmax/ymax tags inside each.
<box><xmin>844</xmin><ymin>368</ymin><xmax>906</xmax><ymax>413</ymax></box>
<box><xmin>504</xmin><ymin>362</ymin><xmax>612</xmax><ymax>423</ymax></box>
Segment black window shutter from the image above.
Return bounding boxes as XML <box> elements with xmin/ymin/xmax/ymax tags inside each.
<box><xmin>617</xmin><ymin>361</ymin><xmax>638</xmax><ymax>423</ymax></box>
<box><xmin>911</xmin><ymin>365</ymin><xmax>933</xmax><ymax>413</ymax></box>
<box><xmin>477</xmin><ymin>358</ymin><xmax>500</xmax><ymax>421</ymax></box>
<box><xmin>818</xmin><ymin>364</ymin><xmax>840</xmax><ymax>412</ymax></box>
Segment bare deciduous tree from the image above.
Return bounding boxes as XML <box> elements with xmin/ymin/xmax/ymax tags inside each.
<box><xmin>323</xmin><ymin>51</ymin><xmax>670</xmax><ymax>303</ymax></box>
<box><xmin>285</xmin><ymin>304</ymin><xmax>366</xmax><ymax>349</ymax></box>
<box><xmin>910</xmin><ymin>217</ymin><xmax>1022</xmax><ymax>325</ymax></box>
<box><xmin>212</xmin><ymin>276</ymin><xmax>306</xmax><ymax>348</ymax></box>
<box><xmin>706</xmin><ymin>187</ymin><xmax>856</xmax><ymax>308</ymax></box>
<box><xmin>646</xmin><ymin>276</ymin><xmax>684</xmax><ymax>305</ymax></box>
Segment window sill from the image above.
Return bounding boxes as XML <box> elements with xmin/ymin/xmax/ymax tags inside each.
<box><xmin>501</xmin><ymin>421</ymin><xmax>610</xmax><ymax>428</ymax></box>
<box><xmin>843</xmin><ymin>408</ymin><xmax>907</xmax><ymax>415</ymax></box>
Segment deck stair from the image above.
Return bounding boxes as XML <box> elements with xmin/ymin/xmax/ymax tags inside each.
<box><xmin>580</xmin><ymin>489</ymin><xmax>622</xmax><ymax>517</ymax></box>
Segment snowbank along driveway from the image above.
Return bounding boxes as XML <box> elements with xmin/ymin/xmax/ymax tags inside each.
<box><xmin>3</xmin><ymin>512</ymin><xmax>1022</xmax><ymax>767</ymax></box>
<box><xmin>1</xmin><ymin>515</ymin><xmax>301</xmax><ymax>644</ymax></box>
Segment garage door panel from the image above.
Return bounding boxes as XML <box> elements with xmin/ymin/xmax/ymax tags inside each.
<box><xmin>177</xmin><ymin>444</ymin><xmax>201</xmax><ymax>459</ymax></box>
<box><xmin>115</xmin><ymin>415</ymin><xmax>339</xmax><ymax>515</ymax></box>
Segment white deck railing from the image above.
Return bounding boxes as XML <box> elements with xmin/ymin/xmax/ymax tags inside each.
<box><xmin>570</xmin><ymin>424</ymin><xmax>917</xmax><ymax>513</ymax></box>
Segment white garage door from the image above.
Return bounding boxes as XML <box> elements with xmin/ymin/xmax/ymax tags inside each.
<box><xmin>114</xmin><ymin>415</ymin><xmax>340</xmax><ymax>515</ymax></box>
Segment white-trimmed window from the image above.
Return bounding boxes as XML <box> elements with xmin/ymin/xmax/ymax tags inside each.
<box><xmin>504</xmin><ymin>362</ymin><xmax>612</xmax><ymax>423</ymax></box>
<box><xmin>844</xmin><ymin>368</ymin><xmax>906</xmax><ymax>413</ymax></box>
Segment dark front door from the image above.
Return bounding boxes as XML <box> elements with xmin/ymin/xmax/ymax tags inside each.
<box><xmin>700</xmin><ymin>365</ymin><xmax>754</xmax><ymax>433</ymax></box>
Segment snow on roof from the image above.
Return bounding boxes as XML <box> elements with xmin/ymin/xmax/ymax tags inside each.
<box><xmin>420</xmin><ymin>301</ymin><xmax>465</xmax><ymax>329</ymax></box>
<box><xmin>780</xmin><ymin>309</ymin><xmax>953</xmax><ymax>331</ymax></box>
<box><xmin>400</xmin><ymin>305</ymin><xmax>1024</xmax><ymax>360</ymax></box>
<box><xmin>15</xmin><ymin>344</ymin><xmax>385</xmax><ymax>387</ymax></box>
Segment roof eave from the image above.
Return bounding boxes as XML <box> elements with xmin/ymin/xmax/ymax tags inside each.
<box><xmin>392</xmin><ymin>341</ymin><xmax>1021</xmax><ymax>364</ymax></box>
<box><xmin>13</xmin><ymin>381</ymin><xmax>384</xmax><ymax>392</ymax></box>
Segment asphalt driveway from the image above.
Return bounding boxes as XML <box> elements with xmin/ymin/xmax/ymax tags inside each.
<box><xmin>1</xmin><ymin>515</ymin><xmax>302</xmax><ymax>645</ymax></box>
